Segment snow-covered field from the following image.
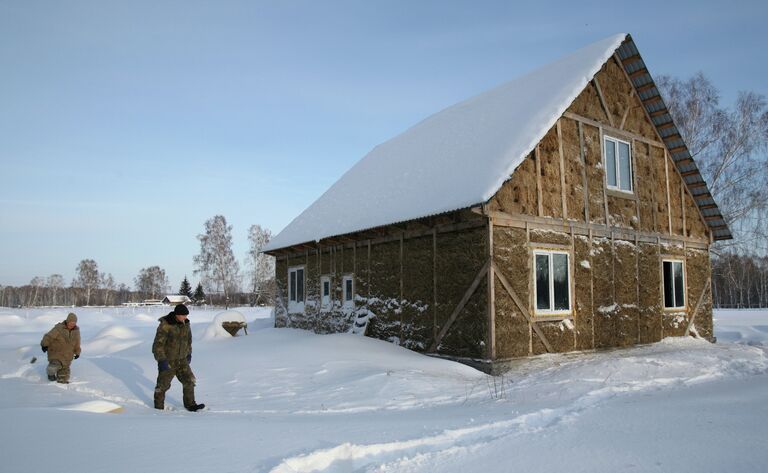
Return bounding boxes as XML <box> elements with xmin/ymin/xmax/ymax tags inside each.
<box><xmin>0</xmin><ymin>306</ymin><xmax>766</xmax><ymax>472</ymax></box>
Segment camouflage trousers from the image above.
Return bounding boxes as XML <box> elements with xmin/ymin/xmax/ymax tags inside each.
<box><xmin>154</xmin><ymin>359</ymin><xmax>196</xmax><ymax>410</ymax></box>
<box><xmin>47</xmin><ymin>359</ymin><xmax>72</xmax><ymax>383</ymax></box>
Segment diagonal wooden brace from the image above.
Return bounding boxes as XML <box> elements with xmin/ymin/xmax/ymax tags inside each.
<box><xmin>493</xmin><ymin>262</ymin><xmax>554</xmax><ymax>353</ymax></box>
<box><xmin>430</xmin><ymin>260</ymin><xmax>490</xmax><ymax>352</ymax></box>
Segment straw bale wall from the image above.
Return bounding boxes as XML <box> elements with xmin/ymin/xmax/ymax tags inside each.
<box><xmin>583</xmin><ymin>124</ymin><xmax>606</xmax><ymax>224</ymax></box>
<box><xmin>634</xmin><ymin>141</ymin><xmax>656</xmax><ymax>232</ymax></box>
<box><xmin>487</xmin><ymin>152</ymin><xmax>537</xmax><ymax>216</ymax></box>
<box><xmin>539</xmin><ymin>126</ymin><xmax>564</xmax><ymax>218</ymax></box>
<box><xmin>562</xmin><ymin>118</ymin><xmax>586</xmax><ymax>220</ymax></box>
<box><xmin>492</xmin><ymin>227</ymin><xmax>530</xmax><ymax>359</ymax></box>
<box><xmin>567</xmin><ymin>82</ymin><xmax>609</xmax><ymax>123</ymax></box>
<box><xmin>573</xmin><ymin>235</ymin><xmax>595</xmax><ymax>350</ymax></box>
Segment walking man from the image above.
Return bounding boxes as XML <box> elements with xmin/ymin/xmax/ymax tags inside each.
<box><xmin>41</xmin><ymin>312</ymin><xmax>81</xmax><ymax>384</ymax></box>
<box><xmin>152</xmin><ymin>304</ymin><xmax>205</xmax><ymax>412</ymax></box>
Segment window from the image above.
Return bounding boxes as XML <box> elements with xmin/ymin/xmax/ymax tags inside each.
<box><xmin>342</xmin><ymin>275</ymin><xmax>354</xmax><ymax>309</ymax></box>
<box><xmin>288</xmin><ymin>266</ymin><xmax>305</xmax><ymax>312</ymax></box>
<box><xmin>320</xmin><ymin>276</ymin><xmax>331</xmax><ymax>309</ymax></box>
<box><xmin>604</xmin><ymin>136</ymin><xmax>633</xmax><ymax>192</ymax></box>
<box><xmin>534</xmin><ymin>251</ymin><xmax>571</xmax><ymax>315</ymax></box>
<box><xmin>663</xmin><ymin>260</ymin><xmax>685</xmax><ymax>309</ymax></box>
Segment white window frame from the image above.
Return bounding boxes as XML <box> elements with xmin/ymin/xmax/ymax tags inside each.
<box><xmin>320</xmin><ymin>275</ymin><xmax>331</xmax><ymax>310</ymax></box>
<box><xmin>662</xmin><ymin>259</ymin><xmax>686</xmax><ymax>309</ymax></box>
<box><xmin>604</xmin><ymin>135</ymin><xmax>633</xmax><ymax>193</ymax></box>
<box><xmin>288</xmin><ymin>266</ymin><xmax>305</xmax><ymax>313</ymax></box>
<box><xmin>342</xmin><ymin>274</ymin><xmax>354</xmax><ymax>309</ymax></box>
<box><xmin>533</xmin><ymin>250</ymin><xmax>572</xmax><ymax>316</ymax></box>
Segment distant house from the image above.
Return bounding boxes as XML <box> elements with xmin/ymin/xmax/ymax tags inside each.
<box><xmin>263</xmin><ymin>34</ymin><xmax>730</xmax><ymax>373</ymax></box>
<box><xmin>162</xmin><ymin>295</ymin><xmax>192</xmax><ymax>305</ymax></box>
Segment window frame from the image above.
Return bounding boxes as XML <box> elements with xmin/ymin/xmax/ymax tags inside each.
<box><xmin>320</xmin><ymin>275</ymin><xmax>331</xmax><ymax>310</ymax></box>
<box><xmin>533</xmin><ymin>250</ymin><xmax>572</xmax><ymax>316</ymax></box>
<box><xmin>287</xmin><ymin>265</ymin><xmax>305</xmax><ymax>313</ymax></box>
<box><xmin>603</xmin><ymin>135</ymin><xmax>634</xmax><ymax>194</ymax></box>
<box><xmin>662</xmin><ymin>259</ymin><xmax>686</xmax><ymax>310</ymax></box>
<box><xmin>342</xmin><ymin>274</ymin><xmax>354</xmax><ymax>309</ymax></box>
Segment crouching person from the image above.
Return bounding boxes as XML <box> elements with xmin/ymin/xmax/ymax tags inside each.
<box><xmin>152</xmin><ymin>304</ymin><xmax>205</xmax><ymax>412</ymax></box>
<box><xmin>41</xmin><ymin>312</ymin><xmax>81</xmax><ymax>384</ymax></box>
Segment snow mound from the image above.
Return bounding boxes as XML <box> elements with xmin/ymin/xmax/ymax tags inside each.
<box><xmin>132</xmin><ymin>313</ymin><xmax>156</xmax><ymax>322</ymax></box>
<box><xmin>0</xmin><ymin>315</ymin><xmax>25</xmax><ymax>328</ymax></box>
<box><xmin>59</xmin><ymin>400</ymin><xmax>123</xmax><ymax>414</ymax></box>
<box><xmin>82</xmin><ymin>325</ymin><xmax>142</xmax><ymax>356</ymax></box>
<box><xmin>201</xmin><ymin>310</ymin><xmax>247</xmax><ymax>340</ymax></box>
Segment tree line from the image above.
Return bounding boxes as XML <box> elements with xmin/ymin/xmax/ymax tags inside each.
<box><xmin>0</xmin><ymin>218</ymin><xmax>275</xmax><ymax>308</ymax></box>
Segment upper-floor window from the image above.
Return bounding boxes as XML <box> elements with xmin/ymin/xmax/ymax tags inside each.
<box><xmin>320</xmin><ymin>275</ymin><xmax>331</xmax><ymax>310</ymax></box>
<box><xmin>604</xmin><ymin>136</ymin><xmax>633</xmax><ymax>193</ymax></box>
<box><xmin>288</xmin><ymin>266</ymin><xmax>305</xmax><ymax>313</ymax></box>
<box><xmin>342</xmin><ymin>275</ymin><xmax>354</xmax><ymax>309</ymax></box>
<box><xmin>663</xmin><ymin>260</ymin><xmax>685</xmax><ymax>309</ymax></box>
<box><xmin>534</xmin><ymin>250</ymin><xmax>571</xmax><ymax>315</ymax></box>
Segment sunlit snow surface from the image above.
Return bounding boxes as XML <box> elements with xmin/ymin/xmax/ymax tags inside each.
<box><xmin>0</xmin><ymin>306</ymin><xmax>766</xmax><ymax>472</ymax></box>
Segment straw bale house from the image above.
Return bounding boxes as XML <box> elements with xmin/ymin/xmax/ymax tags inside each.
<box><xmin>263</xmin><ymin>34</ymin><xmax>731</xmax><ymax>373</ymax></box>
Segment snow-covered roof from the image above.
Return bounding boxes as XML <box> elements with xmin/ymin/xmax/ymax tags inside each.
<box><xmin>162</xmin><ymin>295</ymin><xmax>192</xmax><ymax>304</ymax></box>
<box><xmin>265</xmin><ymin>34</ymin><xmax>628</xmax><ymax>252</ymax></box>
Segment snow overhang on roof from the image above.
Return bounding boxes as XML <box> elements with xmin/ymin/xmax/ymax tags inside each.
<box><xmin>265</xmin><ymin>33</ymin><xmax>731</xmax><ymax>253</ymax></box>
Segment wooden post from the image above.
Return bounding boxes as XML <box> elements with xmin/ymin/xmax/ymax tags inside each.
<box><xmin>557</xmin><ymin>119</ymin><xmax>568</xmax><ymax>219</ymax></box>
<box><xmin>636</xmin><ymin>233</ymin><xmax>641</xmax><ymax>344</ymax></box>
<box><xmin>535</xmin><ymin>145</ymin><xmax>543</xmax><ymax>217</ymax></box>
<box><xmin>570</xmin><ymin>225</ymin><xmax>576</xmax><ymax>350</ymax></box>
<box><xmin>665</xmin><ymin>150</ymin><xmax>672</xmax><ymax>235</ymax></box>
<box><xmin>488</xmin><ymin>217</ymin><xmax>496</xmax><ymax>360</ymax></box>
<box><xmin>399</xmin><ymin>232</ymin><xmax>404</xmax><ymax>345</ymax></box>
<box><xmin>589</xmin><ymin>228</ymin><xmax>595</xmax><ymax>349</ymax></box>
<box><xmin>657</xmin><ymin>236</ymin><xmax>664</xmax><ymax>340</ymax></box>
<box><xmin>681</xmin><ymin>181</ymin><xmax>687</xmax><ymax>238</ymax></box>
<box><xmin>526</xmin><ymin>221</ymin><xmax>533</xmax><ymax>354</ymax></box>
<box><xmin>433</xmin><ymin>229</ymin><xmax>438</xmax><ymax>341</ymax></box>
<box><xmin>599</xmin><ymin>126</ymin><xmax>610</xmax><ymax>226</ymax></box>
<box><xmin>578</xmin><ymin>121</ymin><xmax>590</xmax><ymax>224</ymax></box>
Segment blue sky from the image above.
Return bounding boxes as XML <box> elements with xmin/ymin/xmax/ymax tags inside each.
<box><xmin>1</xmin><ymin>0</ymin><xmax>766</xmax><ymax>289</ymax></box>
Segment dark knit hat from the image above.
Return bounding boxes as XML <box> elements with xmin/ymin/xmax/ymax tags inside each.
<box><xmin>66</xmin><ymin>312</ymin><xmax>78</xmax><ymax>323</ymax></box>
<box><xmin>174</xmin><ymin>304</ymin><xmax>189</xmax><ymax>316</ymax></box>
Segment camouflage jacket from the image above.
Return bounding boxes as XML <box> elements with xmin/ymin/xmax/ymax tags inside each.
<box><xmin>152</xmin><ymin>313</ymin><xmax>192</xmax><ymax>362</ymax></box>
<box><xmin>41</xmin><ymin>322</ymin><xmax>81</xmax><ymax>362</ymax></box>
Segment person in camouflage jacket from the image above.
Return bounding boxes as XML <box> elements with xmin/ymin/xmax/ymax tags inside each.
<box><xmin>152</xmin><ymin>304</ymin><xmax>204</xmax><ymax>412</ymax></box>
<box><xmin>41</xmin><ymin>312</ymin><xmax>81</xmax><ymax>383</ymax></box>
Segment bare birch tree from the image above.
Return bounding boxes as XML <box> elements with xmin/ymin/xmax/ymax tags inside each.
<box><xmin>75</xmin><ymin>259</ymin><xmax>100</xmax><ymax>306</ymax></box>
<box><xmin>47</xmin><ymin>274</ymin><xmax>64</xmax><ymax>306</ymax></box>
<box><xmin>657</xmin><ymin>73</ymin><xmax>768</xmax><ymax>250</ymax></box>
<box><xmin>193</xmin><ymin>215</ymin><xmax>240</xmax><ymax>307</ymax></box>
<box><xmin>246</xmin><ymin>224</ymin><xmax>274</xmax><ymax>305</ymax></box>
<box><xmin>134</xmin><ymin>266</ymin><xmax>168</xmax><ymax>300</ymax></box>
<box><xmin>102</xmin><ymin>273</ymin><xmax>116</xmax><ymax>306</ymax></box>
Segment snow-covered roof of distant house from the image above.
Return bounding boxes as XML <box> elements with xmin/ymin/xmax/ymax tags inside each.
<box><xmin>264</xmin><ymin>34</ymin><xmax>629</xmax><ymax>252</ymax></box>
<box><xmin>162</xmin><ymin>295</ymin><xmax>192</xmax><ymax>304</ymax></box>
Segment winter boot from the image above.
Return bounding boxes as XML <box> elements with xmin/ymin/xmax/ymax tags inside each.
<box><xmin>46</xmin><ymin>361</ymin><xmax>61</xmax><ymax>382</ymax></box>
<box><xmin>186</xmin><ymin>403</ymin><xmax>205</xmax><ymax>412</ymax></box>
<box><xmin>155</xmin><ymin>391</ymin><xmax>165</xmax><ymax>411</ymax></box>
